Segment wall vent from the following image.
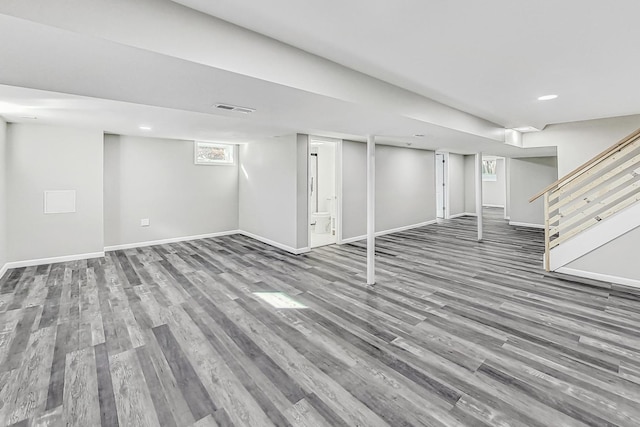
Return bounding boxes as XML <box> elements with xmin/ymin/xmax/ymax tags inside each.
<box><xmin>214</xmin><ymin>103</ymin><xmax>256</xmax><ymax>114</ymax></box>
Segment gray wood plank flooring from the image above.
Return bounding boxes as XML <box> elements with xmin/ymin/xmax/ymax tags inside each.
<box><xmin>1</xmin><ymin>207</ymin><xmax>639</xmax><ymax>426</ymax></box>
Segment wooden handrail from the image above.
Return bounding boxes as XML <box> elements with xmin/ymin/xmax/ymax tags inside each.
<box><xmin>529</xmin><ymin>127</ymin><xmax>640</xmax><ymax>202</ymax></box>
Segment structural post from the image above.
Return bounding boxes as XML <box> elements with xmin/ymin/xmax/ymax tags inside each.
<box><xmin>504</xmin><ymin>157</ymin><xmax>510</xmax><ymax>220</ymax></box>
<box><xmin>366</xmin><ymin>135</ymin><xmax>376</xmax><ymax>286</ymax></box>
<box><xmin>475</xmin><ymin>153</ymin><xmax>483</xmax><ymax>241</ymax></box>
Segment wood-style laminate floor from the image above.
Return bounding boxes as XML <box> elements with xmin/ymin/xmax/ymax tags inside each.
<box><xmin>1</xmin><ymin>208</ymin><xmax>640</xmax><ymax>426</ymax></box>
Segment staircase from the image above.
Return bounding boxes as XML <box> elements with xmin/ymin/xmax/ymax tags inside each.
<box><xmin>530</xmin><ymin>128</ymin><xmax>640</xmax><ymax>286</ymax></box>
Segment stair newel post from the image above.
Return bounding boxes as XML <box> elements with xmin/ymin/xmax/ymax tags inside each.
<box><xmin>544</xmin><ymin>191</ymin><xmax>550</xmax><ymax>271</ymax></box>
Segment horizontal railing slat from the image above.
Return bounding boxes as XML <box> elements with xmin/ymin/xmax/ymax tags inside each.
<box><xmin>530</xmin><ymin>127</ymin><xmax>640</xmax><ymax>202</ymax></box>
<box><xmin>548</xmin><ymin>137</ymin><xmax>640</xmax><ymax>202</ymax></box>
<box><xmin>550</xmin><ymin>182</ymin><xmax>640</xmax><ymax>236</ymax></box>
<box><xmin>532</xmin><ymin>127</ymin><xmax>640</xmax><ymax>264</ymax></box>
<box><xmin>550</xmin><ymin>192</ymin><xmax>640</xmax><ymax>248</ymax></box>
<box><xmin>548</xmin><ymin>151</ymin><xmax>640</xmax><ymax>213</ymax></box>
<box><xmin>548</xmin><ymin>170</ymin><xmax>640</xmax><ymax>226</ymax></box>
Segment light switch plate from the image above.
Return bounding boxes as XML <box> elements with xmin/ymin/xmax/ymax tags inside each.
<box><xmin>140</xmin><ymin>218</ymin><xmax>150</xmax><ymax>227</ymax></box>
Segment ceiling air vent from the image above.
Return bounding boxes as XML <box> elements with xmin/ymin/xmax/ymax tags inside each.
<box><xmin>214</xmin><ymin>103</ymin><xmax>256</xmax><ymax>114</ymax></box>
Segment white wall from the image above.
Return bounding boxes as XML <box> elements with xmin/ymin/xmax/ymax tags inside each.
<box><xmin>482</xmin><ymin>158</ymin><xmax>505</xmax><ymax>207</ymax></box>
<box><xmin>239</xmin><ymin>135</ymin><xmax>301</xmax><ymax>250</ymax></box>
<box><xmin>0</xmin><ymin>118</ymin><xmax>7</xmax><ymax>272</ymax></box>
<box><xmin>509</xmin><ymin>157</ymin><xmax>558</xmax><ymax>226</ymax></box>
<box><xmin>524</xmin><ymin>114</ymin><xmax>640</xmax><ymax>177</ymax></box>
<box><xmin>104</xmin><ymin>135</ymin><xmax>238</xmax><ymax>247</ymax></box>
<box><xmin>464</xmin><ymin>155</ymin><xmax>476</xmax><ymax>214</ymax></box>
<box><xmin>376</xmin><ymin>145</ymin><xmax>435</xmax><ymax>231</ymax></box>
<box><xmin>295</xmin><ymin>134</ymin><xmax>308</xmax><ymax>249</ymax></box>
<box><xmin>342</xmin><ymin>141</ymin><xmax>436</xmax><ymax>240</ymax></box>
<box><xmin>342</xmin><ymin>140</ymin><xmax>367</xmax><ymax>239</ymax></box>
<box><xmin>447</xmin><ymin>153</ymin><xmax>465</xmax><ymax>216</ymax></box>
<box><xmin>7</xmin><ymin>124</ymin><xmax>104</xmax><ymax>262</ymax></box>
<box><xmin>566</xmin><ymin>225</ymin><xmax>640</xmax><ymax>282</ymax></box>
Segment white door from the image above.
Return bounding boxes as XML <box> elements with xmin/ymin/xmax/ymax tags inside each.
<box><xmin>436</xmin><ymin>153</ymin><xmax>445</xmax><ymax>218</ymax></box>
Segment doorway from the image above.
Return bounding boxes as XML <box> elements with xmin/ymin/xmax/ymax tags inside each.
<box><xmin>481</xmin><ymin>155</ymin><xmax>507</xmax><ymax>218</ymax></box>
<box><xmin>435</xmin><ymin>153</ymin><xmax>447</xmax><ymax>219</ymax></box>
<box><xmin>309</xmin><ymin>138</ymin><xmax>339</xmax><ymax>248</ymax></box>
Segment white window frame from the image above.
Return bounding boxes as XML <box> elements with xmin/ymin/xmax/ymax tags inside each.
<box><xmin>194</xmin><ymin>141</ymin><xmax>235</xmax><ymax>165</ymax></box>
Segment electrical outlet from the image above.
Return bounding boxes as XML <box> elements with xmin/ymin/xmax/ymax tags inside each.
<box><xmin>140</xmin><ymin>218</ymin><xmax>150</xmax><ymax>227</ymax></box>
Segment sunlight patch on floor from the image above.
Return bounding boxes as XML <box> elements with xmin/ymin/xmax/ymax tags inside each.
<box><xmin>253</xmin><ymin>292</ymin><xmax>307</xmax><ymax>309</ymax></box>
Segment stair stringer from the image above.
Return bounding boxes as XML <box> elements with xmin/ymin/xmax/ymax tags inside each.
<box><xmin>549</xmin><ymin>201</ymin><xmax>640</xmax><ymax>271</ymax></box>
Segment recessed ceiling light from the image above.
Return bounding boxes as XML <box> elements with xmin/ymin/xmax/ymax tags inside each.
<box><xmin>414</xmin><ymin>134</ymin><xmax>425</xmax><ymax>137</ymax></box>
<box><xmin>139</xmin><ymin>125</ymin><xmax>152</xmax><ymax>130</ymax></box>
<box><xmin>537</xmin><ymin>94</ymin><xmax>558</xmax><ymax>101</ymax></box>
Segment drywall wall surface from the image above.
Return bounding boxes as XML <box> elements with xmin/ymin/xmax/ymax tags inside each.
<box><xmin>296</xmin><ymin>134</ymin><xmax>308</xmax><ymax>250</ymax></box>
<box><xmin>523</xmin><ymin>114</ymin><xmax>640</xmax><ymax>177</ymax></box>
<box><xmin>7</xmin><ymin>123</ymin><xmax>104</xmax><ymax>261</ymax></box>
<box><xmin>509</xmin><ymin>157</ymin><xmax>558</xmax><ymax>226</ymax></box>
<box><xmin>482</xmin><ymin>158</ymin><xmax>505</xmax><ymax>207</ymax></box>
<box><xmin>341</xmin><ymin>141</ymin><xmax>435</xmax><ymax>239</ymax></box>
<box><xmin>239</xmin><ymin>135</ymin><xmax>298</xmax><ymax>249</ymax></box>
<box><xmin>341</xmin><ymin>140</ymin><xmax>367</xmax><ymax>240</ymax></box>
<box><xmin>567</xmin><ymin>225</ymin><xmax>640</xmax><ymax>281</ymax></box>
<box><xmin>376</xmin><ymin>145</ymin><xmax>435</xmax><ymax>231</ymax></box>
<box><xmin>0</xmin><ymin>118</ymin><xmax>7</xmax><ymax>271</ymax></box>
<box><xmin>464</xmin><ymin>155</ymin><xmax>476</xmax><ymax>214</ymax></box>
<box><xmin>104</xmin><ymin>135</ymin><xmax>238</xmax><ymax>247</ymax></box>
<box><xmin>448</xmin><ymin>153</ymin><xmax>465</xmax><ymax>216</ymax></box>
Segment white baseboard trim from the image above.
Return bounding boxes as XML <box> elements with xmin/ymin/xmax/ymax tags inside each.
<box><xmin>509</xmin><ymin>221</ymin><xmax>544</xmax><ymax>229</ymax></box>
<box><xmin>104</xmin><ymin>230</ymin><xmax>240</xmax><ymax>252</ymax></box>
<box><xmin>376</xmin><ymin>220</ymin><xmax>437</xmax><ymax>237</ymax></box>
<box><xmin>0</xmin><ymin>263</ymin><xmax>8</xmax><ymax>279</ymax></box>
<box><xmin>340</xmin><ymin>235</ymin><xmax>366</xmax><ymax>244</ymax></box>
<box><xmin>5</xmin><ymin>251</ymin><xmax>105</xmax><ymax>269</ymax></box>
<box><xmin>238</xmin><ymin>231</ymin><xmax>310</xmax><ymax>255</ymax></box>
<box><xmin>340</xmin><ymin>220</ymin><xmax>437</xmax><ymax>244</ymax></box>
<box><xmin>555</xmin><ymin>267</ymin><xmax>640</xmax><ymax>289</ymax></box>
<box><xmin>3</xmin><ymin>228</ymin><xmax>313</xmax><ymax>272</ymax></box>
<box><xmin>449</xmin><ymin>212</ymin><xmax>476</xmax><ymax>219</ymax></box>
<box><xmin>483</xmin><ymin>204</ymin><xmax>505</xmax><ymax>208</ymax></box>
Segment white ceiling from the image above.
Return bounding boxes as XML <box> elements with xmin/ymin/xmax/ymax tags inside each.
<box><xmin>0</xmin><ymin>2</ymin><xmax>562</xmax><ymax>157</ymax></box>
<box><xmin>173</xmin><ymin>0</ymin><xmax>640</xmax><ymax>129</ymax></box>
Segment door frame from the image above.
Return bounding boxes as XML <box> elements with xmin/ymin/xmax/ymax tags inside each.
<box><xmin>308</xmin><ymin>135</ymin><xmax>342</xmax><ymax>249</ymax></box>
<box><xmin>435</xmin><ymin>151</ymin><xmax>450</xmax><ymax>219</ymax></box>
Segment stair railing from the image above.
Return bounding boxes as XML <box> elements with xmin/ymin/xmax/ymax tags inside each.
<box><xmin>530</xmin><ymin>128</ymin><xmax>640</xmax><ymax>271</ymax></box>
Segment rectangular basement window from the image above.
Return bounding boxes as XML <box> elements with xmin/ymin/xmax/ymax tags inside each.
<box><xmin>194</xmin><ymin>141</ymin><xmax>235</xmax><ymax>165</ymax></box>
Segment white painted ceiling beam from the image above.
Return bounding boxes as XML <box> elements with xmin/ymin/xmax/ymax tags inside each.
<box><xmin>0</xmin><ymin>0</ymin><xmax>504</xmax><ymax>142</ymax></box>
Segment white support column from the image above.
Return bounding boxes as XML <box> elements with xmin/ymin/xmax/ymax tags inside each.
<box><xmin>504</xmin><ymin>157</ymin><xmax>511</xmax><ymax>220</ymax></box>
<box><xmin>366</xmin><ymin>135</ymin><xmax>376</xmax><ymax>286</ymax></box>
<box><xmin>475</xmin><ymin>153</ymin><xmax>483</xmax><ymax>241</ymax></box>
